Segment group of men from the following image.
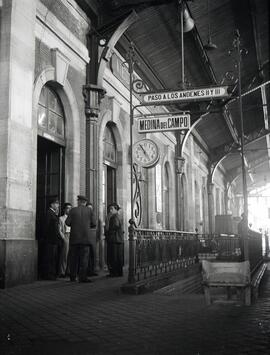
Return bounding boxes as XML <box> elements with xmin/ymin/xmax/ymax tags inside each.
<box><xmin>42</xmin><ymin>195</ymin><xmax>96</xmax><ymax>283</ymax></box>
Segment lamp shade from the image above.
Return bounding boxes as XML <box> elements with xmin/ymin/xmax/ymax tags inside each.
<box><xmin>183</xmin><ymin>8</ymin><xmax>195</xmax><ymax>32</ymax></box>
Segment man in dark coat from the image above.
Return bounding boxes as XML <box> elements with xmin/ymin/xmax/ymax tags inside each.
<box><xmin>44</xmin><ymin>197</ymin><xmax>62</xmax><ymax>280</ymax></box>
<box><xmin>105</xmin><ymin>203</ymin><xmax>124</xmax><ymax>277</ymax></box>
<box><xmin>65</xmin><ymin>195</ymin><xmax>96</xmax><ymax>282</ymax></box>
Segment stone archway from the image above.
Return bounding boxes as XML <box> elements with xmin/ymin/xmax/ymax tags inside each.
<box><xmin>32</xmin><ymin>66</ymin><xmax>81</xmax><ymax>209</ymax></box>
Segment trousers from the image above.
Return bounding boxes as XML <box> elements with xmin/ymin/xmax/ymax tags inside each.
<box><xmin>69</xmin><ymin>244</ymin><xmax>90</xmax><ymax>281</ymax></box>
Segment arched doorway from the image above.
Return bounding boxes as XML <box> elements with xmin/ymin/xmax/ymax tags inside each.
<box><xmin>102</xmin><ymin>124</ymin><xmax>117</xmax><ymax>219</ymax></box>
<box><xmin>36</xmin><ymin>85</ymin><xmax>65</xmax><ymax>275</ymax></box>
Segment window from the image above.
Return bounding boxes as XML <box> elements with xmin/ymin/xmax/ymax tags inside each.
<box><xmin>164</xmin><ymin>163</ymin><xmax>170</xmax><ymax>229</ymax></box>
<box><xmin>37</xmin><ymin>86</ymin><xmax>65</xmax><ymax>143</ymax></box>
<box><xmin>103</xmin><ymin>125</ymin><xmax>117</xmax><ymax>164</ymax></box>
<box><xmin>156</xmin><ymin>164</ymin><xmax>162</xmax><ymax>213</ymax></box>
<box><xmin>102</xmin><ymin>124</ymin><xmax>117</xmax><ymax>219</ymax></box>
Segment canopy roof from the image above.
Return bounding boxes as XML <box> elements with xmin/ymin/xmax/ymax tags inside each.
<box><xmin>79</xmin><ymin>0</ymin><xmax>270</xmax><ymax>192</ymax></box>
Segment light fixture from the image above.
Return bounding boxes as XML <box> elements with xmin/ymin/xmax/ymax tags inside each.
<box><xmin>204</xmin><ymin>0</ymin><xmax>217</xmax><ymax>50</ymax></box>
<box><xmin>98</xmin><ymin>37</ymin><xmax>107</xmax><ymax>47</ymax></box>
<box><xmin>179</xmin><ymin>1</ymin><xmax>195</xmax><ymax>89</ymax></box>
<box><xmin>89</xmin><ymin>28</ymin><xmax>108</xmax><ymax>48</ymax></box>
<box><xmin>183</xmin><ymin>7</ymin><xmax>195</xmax><ymax>33</ymax></box>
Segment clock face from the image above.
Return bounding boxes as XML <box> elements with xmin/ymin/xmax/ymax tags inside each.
<box><xmin>133</xmin><ymin>139</ymin><xmax>160</xmax><ymax>168</ymax></box>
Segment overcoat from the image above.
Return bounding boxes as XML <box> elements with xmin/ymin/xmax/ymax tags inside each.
<box><xmin>66</xmin><ymin>206</ymin><xmax>96</xmax><ymax>245</ymax></box>
<box><xmin>44</xmin><ymin>208</ymin><xmax>62</xmax><ymax>244</ymax></box>
<box><xmin>107</xmin><ymin>214</ymin><xmax>124</xmax><ymax>244</ymax></box>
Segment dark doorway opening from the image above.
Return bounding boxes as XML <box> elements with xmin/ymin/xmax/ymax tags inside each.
<box><xmin>36</xmin><ymin>136</ymin><xmax>65</xmax><ymax>276</ymax></box>
<box><xmin>106</xmin><ymin>165</ymin><xmax>116</xmax><ymax>208</ymax></box>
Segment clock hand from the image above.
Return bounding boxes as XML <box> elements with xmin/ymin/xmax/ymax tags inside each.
<box><xmin>139</xmin><ymin>144</ymin><xmax>146</xmax><ymax>154</ymax></box>
<box><xmin>139</xmin><ymin>144</ymin><xmax>150</xmax><ymax>159</ymax></box>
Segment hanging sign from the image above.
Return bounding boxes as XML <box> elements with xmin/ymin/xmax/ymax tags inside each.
<box><xmin>138</xmin><ymin>114</ymin><xmax>190</xmax><ymax>133</ymax></box>
<box><xmin>142</xmin><ymin>86</ymin><xmax>229</xmax><ymax>104</ymax></box>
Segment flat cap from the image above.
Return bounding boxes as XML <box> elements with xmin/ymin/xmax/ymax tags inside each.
<box><xmin>77</xmin><ymin>195</ymin><xmax>88</xmax><ymax>202</ymax></box>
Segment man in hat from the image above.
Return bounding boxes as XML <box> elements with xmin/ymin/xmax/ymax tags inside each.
<box><xmin>43</xmin><ymin>197</ymin><xmax>62</xmax><ymax>280</ymax></box>
<box><xmin>66</xmin><ymin>195</ymin><xmax>96</xmax><ymax>282</ymax></box>
<box><xmin>105</xmin><ymin>203</ymin><xmax>124</xmax><ymax>277</ymax></box>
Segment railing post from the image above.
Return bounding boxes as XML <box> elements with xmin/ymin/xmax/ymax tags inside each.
<box><xmin>128</xmin><ymin>219</ymin><xmax>136</xmax><ymax>283</ymax></box>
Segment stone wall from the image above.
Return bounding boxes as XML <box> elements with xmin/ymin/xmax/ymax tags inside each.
<box><xmin>0</xmin><ymin>0</ymin><xmax>89</xmax><ymax>287</ymax></box>
<box><xmin>0</xmin><ymin>0</ymin><xmax>37</xmax><ymax>287</ymax></box>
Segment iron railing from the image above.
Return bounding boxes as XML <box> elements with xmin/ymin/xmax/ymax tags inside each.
<box><xmin>128</xmin><ymin>225</ymin><xmax>243</xmax><ymax>282</ymax></box>
<box><xmin>197</xmin><ymin>234</ymin><xmax>241</xmax><ymax>260</ymax></box>
<box><xmin>134</xmin><ymin>229</ymin><xmax>199</xmax><ymax>281</ymax></box>
<box><xmin>127</xmin><ymin>223</ymin><xmax>263</xmax><ymax>283</ymax></box>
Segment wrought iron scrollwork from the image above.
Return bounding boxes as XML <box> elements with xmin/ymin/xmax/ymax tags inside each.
<box><xmin>132</xmin><ymin>164</ymin><xmax>142</xmax><ymax>227</ymax></box>
<box><xmin>132</xmin><ymin>79</ymin><xmax>149</xmax><ymax>95</ymax></box>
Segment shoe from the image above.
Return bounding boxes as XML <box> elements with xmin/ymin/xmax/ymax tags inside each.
<box><xmin>58</xmin><ymin>274</ymin><xmax>65</xmax><ymax>278</ymax></box>
<box><xmin>79</xmin><ymin>279</ymin><xmax>92</xmax><ymax>283</ymax></box>
<box><xmin>70</xmin><ymin>278</ymin><xmax>76</xmax><ymax>282</ymax></box>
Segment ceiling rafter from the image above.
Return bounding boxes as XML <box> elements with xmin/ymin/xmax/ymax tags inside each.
<box><xmin>248</xmin><ymin>0</ymin><xmax>263</xmax><ymax>75</ymax></box>
<box><xmin>187</xmin><ymin>7</ymin><xmax>240</xmax><ymax>146</ymax></box>
<box><xmin>210</xmin><ymin>127</ymin><xmax>270</xmax><ymax>182</ymax></box>
<box><xmin>211</xmin><ymin>127</ymin><xmax>270</xmax><ymax>164</ymax></box>
<box><xmin>226</xmin><ymin>154</ymin><xmax>270</xmax><ymax>191</ymax></box>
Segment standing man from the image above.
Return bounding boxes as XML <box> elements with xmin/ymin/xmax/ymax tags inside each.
<box><xmin>106</xmin><ymin>203</ymin><xmax>124</xmax><ymax>277</ymax></box>
<box><xmin>44</xmin><ymin>197</ymin><xmax>62</xmax><ymax>280</ymax></box>
<box><xmin>59</xmin><ymin>202</ymin><xmax>72</xmax><ymax>277</ymax></box>
<box><xmin>66</xmin><ymin>195</ymin><xmax>96</xmax><ymax>282</ymax></box>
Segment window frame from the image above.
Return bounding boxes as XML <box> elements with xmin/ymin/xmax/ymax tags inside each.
<box><xmin>37</xmin><ymin>86</ymin><xmax>65</xmax><ymax>146</ymax></box>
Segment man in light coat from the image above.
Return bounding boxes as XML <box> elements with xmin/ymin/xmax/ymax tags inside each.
<box><xmin>59</xmin><ymin>202</ymin><xmax>72</xmax><ymax>277</ymax></box>
<box><xmin>66</xmin><ymin>195</ymin><xmax>96</xmax><ymax>282</ymax></box>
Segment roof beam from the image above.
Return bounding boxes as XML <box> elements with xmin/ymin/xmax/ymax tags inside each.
<box><xmin>224</xmin><ymin>80</ymin><xmax>270</xmax><ymax>107</ymax></box>
<box><xmin>242</xmin><ymin>154</ymin><xmax>254</xmax><ymax>183</ymax></box>
<box><xmin>222</xmin><ymin>107</ymin><xmax>239</xmax><ymax>144</ymax></box>
<box><xmin>211</xmin><ymin>127</ymin><xmax>270</xmax><ymax>164</ymax></box>
<box><xmin>227</xmin><ymin>154</ymin><xmax>270</xmax><ymax>193</ymax></box>
<box><xmin>210</xmin><ymin>127</ymin><xmax>270</xmax><ymax>182</ymax></box>
<box><xmin>188</xmin><ymin>11</ymin><xmax>240</xmax><ymax>146</ymax></box>
<box><xmin>249</xmin><ymin>0</ymin><xmax>263</xmax><ymax>74</ymax></box>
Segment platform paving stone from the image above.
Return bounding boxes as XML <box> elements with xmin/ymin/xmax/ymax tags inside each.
<box><xmin>0</xmin><ymin>270</ymin><xmax>270</xmax><ymax>354</ymax></box>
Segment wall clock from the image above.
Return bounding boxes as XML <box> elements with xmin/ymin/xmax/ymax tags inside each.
<box><xmin>133</xmin><ymin>139</ymin><xmax>160</xmax><ymax>168</ymax></box>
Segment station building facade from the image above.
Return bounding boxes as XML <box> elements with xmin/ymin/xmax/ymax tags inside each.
<box><xmin>0</xmin><ymin>0</ymin><xmax>239</xmax><ymax>288</ymax></box>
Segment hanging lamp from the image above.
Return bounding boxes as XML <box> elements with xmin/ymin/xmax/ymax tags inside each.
<box><xmin>204</xmin><ymin>0</ymin><xmax>217</xmax><ymax>50</ymax></box>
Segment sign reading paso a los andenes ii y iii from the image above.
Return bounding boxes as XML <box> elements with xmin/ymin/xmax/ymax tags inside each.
<box><xmin>142</xmin><ymin>86</ymin><xmax>229</xmax><ymax>104</ymax></box>
<box><xmin>138</xmin><ymin>114</ymin><xmax>190</xmax><ymax>133</ymax></box>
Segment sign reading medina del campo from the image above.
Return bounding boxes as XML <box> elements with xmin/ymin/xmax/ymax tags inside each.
<box><xmin>142</xmin><ymin>86</ymin><xmax>229</xmax><ymax>104</ymax></box>
<box><xmin>138</xmin><ymin>114</ymin><xmax>190</xmax><ymax>133</ymax></box>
